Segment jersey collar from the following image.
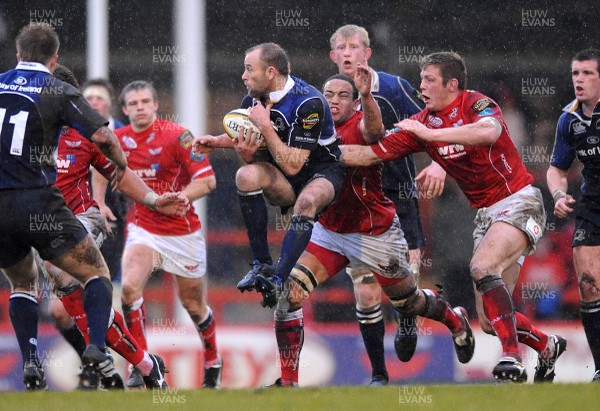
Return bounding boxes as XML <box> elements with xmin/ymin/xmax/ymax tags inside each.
<box><xmin>562</xmin><ymin>99</ymin><xmax>592</xmax><ymax>125</ymax></box>
<box><xmin>16</xmin><ymin>61</ymin><xmax>52</xmax><ymax>74</ymax></box>
<box><xmin>268</xmin><ymin>76</ymin><xmax>295</xmax><ymax>104</ymax></box>
<box><xmin>369</xmin><ymin>68</ymin><xmax>380</xmax><ymax>93</ymax></box>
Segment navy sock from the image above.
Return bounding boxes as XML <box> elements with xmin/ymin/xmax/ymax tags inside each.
<box><xmin>58</xmin><ymin>323</ymin><xmax>87</xmax><ymax>359</ymax></box>
<box><xmin>581</xmin><ymin>300</ymin><xmax>600</xmax><ymax>371</ymax></box>
<box><xmin>83</xmin><ymin>277</ymin><xmax>113</xmax><ymax>348</ymax></box>
<box><xmin>274</xmin><ymin>215</ymin><xmax>314</xmax><ymax>281</ymax></box>
<box><xmin>357</xmin><ymin>304</ymin><xmax>387</xmax><ymax>378</ymax></box>
<box><xmin>9</xmin><ymin>292</ymin><xmax>39</xmax><ymax>364</ymax></box>
<box><xmin>239</xmin><ymin>190</ymin><xmax>272</xmax><ymax>264</ymax></box>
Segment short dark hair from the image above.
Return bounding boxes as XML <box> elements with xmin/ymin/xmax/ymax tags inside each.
<box><xmin>246</xmin><ymin>43</ymin><xmax>290</xmax><ymax>76</ymax></box>
<box><xmin>323</xmin><ymin>74</ymin><xmax>358</xmax><ymax>100</ymax></box>
<box><xmin>119</xmin><ymin>80</ymin><xmax>158</xmax><ymax>106</ymax></box>
<box><xmin>53</xmin><ymin>64</ymin><xmax>79</xmax><ymax>89</ymax></box>
<box><xmin>16</xmin><ymin>23</ymin><xmax>60</xmax><ymax>65</ymax></box>
<box><xmin>420</xmin><ymin>51</ymin><xmax>467</xmax><ymax>90</ymax></box>
<box><xmin>572</xmin><ymin>49</ymin><xmax>600</xmax><ymax>73</ymax></box>
<box><xmin>82</xmin><ymin>78</ymin><xmax>117</xmax><ymax>99</ymax></box>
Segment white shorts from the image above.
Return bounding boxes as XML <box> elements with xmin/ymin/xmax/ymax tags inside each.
<box><xmin>125</xmin><ymin>223</ymin><xmax>207</xmax><ymax>278</ymax></box>
<box><xmin>473</xmin><ymin>185</ymin><xmax>546</xmax><ymax>256</ymax></box>
<box><xmin>77</xmin><ymin>207</ymin><xmax>106</xmax><ymax>248</ymax></box>
<box><xmin>310</xmin><ymin>214</ymin><xmax>410</xmax><ymax>282</ymax></box>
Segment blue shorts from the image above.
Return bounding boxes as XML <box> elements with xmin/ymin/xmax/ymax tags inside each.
<box><xmin>0</xmin><ymin>187</ymin><xmax>88</xmax><ymax>267</ymax></box>
<box><xmin>572</xmin><ymin>216</ymin><xmax>600</xmax><ymax>247</ymax></box>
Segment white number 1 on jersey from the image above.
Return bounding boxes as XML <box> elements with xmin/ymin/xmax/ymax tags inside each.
<box><xmin>0</xmin><ymin>108</ymin><xmax>29</xmax><ymax>156</ymax></box>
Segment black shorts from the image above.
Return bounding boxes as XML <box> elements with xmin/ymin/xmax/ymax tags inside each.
<box><xmin>572</xmin><ymin>216</ymin><xmax>600</xmax><ymax>247</ymax></box>
<box><xmin>0</xmin><ymin>187</ymin><xmax>88</xmax><ymax>267</ymax></box>
<box><xmin>288</xmin><ymin>160</ymin><xmax>345</xmax><ymax>203</ymax></box>
<box><xmin>384</xmin><ymin>189</ymin><xmax>425</xmax><ymax>250</ymax></box>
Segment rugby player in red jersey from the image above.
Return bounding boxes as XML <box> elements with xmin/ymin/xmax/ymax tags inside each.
<box><xmin>42</xmin><ymin>64</ymin><xmax>189</xmax><ymax>389</ymax></box>
<box><xmin>267</xmin><ymin>68</ymin><xmax>474</xmax><ymax>387</ymax></box>
<box><xmin>115</xmin><ymin>81</ymin><xmax>222</xmax><ymax>388</ymax></box>
<box><xmin>340</xmin><ymin>51</ymin><xmax>566</xmax><ymax>383</ymax></box>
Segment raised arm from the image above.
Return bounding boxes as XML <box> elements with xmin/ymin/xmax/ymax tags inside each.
<box><xmin>397</xmin><ymin>117</ymin><xmax>502</xmax><ymax>146</ymax></box>
<box><xmin>355</xmin><ymin>64</ymin><xmax>384</xmax><ymax>143</ymax></box>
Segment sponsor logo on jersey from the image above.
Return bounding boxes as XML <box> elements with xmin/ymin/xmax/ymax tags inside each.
<box><xmin>149</xmin><ymin>147</ymin><xmax>163</xmax><ymax>155</ymax></box>
<box><xmin>15</xmin><ymin>77</ymin><xmax>27</xmax><ymax>85</ymax></box>
<box><xmin>65</xmin><ymin>140</ymin><xmax>82</xmax><ymax>148</ymax></box>
<box><xmin>587</xmin><ymin>136</ymin><xmax>600</xmax><ymax>145</ymax></box>
<box><xmin>302</xmin><ymin>113</ymin><xmax>319</xmax><ymax>130</ymax></box>
<box><xmin>449</xmin><ymin>107</ymin><xmax>459</xmax><ymax>119</ymax></box>
<box><xmin>572</xmin><ymin>121</ymin><xmax>586</xmax><ymax>135</ymax></box>
<box><xmin>134</xmin><ymin>164</ymin><xmax>160</xmax><ymax>178</ymax></box>
<box><xmin>178</xmin><ymin>130</ymin><xmax>193</xmax><ymax>149</ymax></box>
<box><xmin>477</xmin><ymin>108</ymin><xmax>494</xmax><ymax>116</ymax></box>
<box><xmin>472</xmin><ymin>98</ymin><xmax>495</xmax><ymax>113</ymax></box>
<box><xmin>190</xmin><ymin>151</ymin><xmax>204</xmax><ymax>162</ymax></box>
<box><xmin>122</xmin><ymin>136</ymin><xmax>137</xmax><ymax>149</ymax></box>
<box><xmin>146</xmin><ymin>132</ymin><xmax>156</xmax><ymax>144</ymax></box>
<box><xmin>56</xmin><ymin>155</ymin><xmax>75</xmax><ymax>173</ymax></box>
<box><xmin>437</xmin><ymin>144</ymin><xmax>465</xmax><ymax>159</ymax></box>
<box><xmin>453</xmin><ymin>119</ymin><xmax>464</xmax><ymax>127</ymax></box>
<box><xmin>428</xmin><ymin>115</ymin><xmax>443</xmax><ymax>127</ymax></box>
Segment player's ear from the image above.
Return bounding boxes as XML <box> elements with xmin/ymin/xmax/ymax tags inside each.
<box><xmin>447</xmin><ymin>78</ymin><xmax>459</xmax><ymax>92</ymax></box>
<box><xmin>364</xmin><ymin>47</ymin><xmax>372</xmax><ymax>61</ymax></box>
<box><xmin>121</xmin><ymin>105</ymin><xmax>128</xmax><ymax>115</ymax></box>
<box><xmin>48</xmin><ymin>54</ymin><xmax>58</xmax><ymax>72</ymax></box>
<box><xmin>16</xmin><ymin>53</ymin><xmax>21</xmax><ymax>62</ymax></box>
<box><xmin>329</xmin><ymin>50</ymin><xmax>336</xmax><ymax>63</ymax></box>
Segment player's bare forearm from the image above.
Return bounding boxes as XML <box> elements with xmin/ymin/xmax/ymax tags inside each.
<box><xmin>339</xmin><ymin>145</ymin><xmax>381</xmax><ymax>167</ymax></box>
<box><xmin>360</xmin><ymin>93</ymin><xmax>385</xmax><ymax>143</ymax></box>
<box><xmin>115</xmin><ymin>168</ymin><xmax>153</xmax><ymax>204</ymax></box>
<box><xmin>546</xmin><ymin>165</ymin><xmax>575</xmax><ymax>218</ymax></box>
<box><xmin>182</xmin><ymin>175</ymin><xmax>217</xmax><ymax>202</ymax></box>
<box><xmin>399</xmin><ymin>119</ymin><xmax>500</xmax><ymax>145</ymax></box>
<box><xmin>192</xmin><ymin>133</ymin><xmax>233</xmax><ymax>154</ymax></box>
<box><xmin>91</xmin><ymin>126</ymin><xmax>127</xmax><ymax>170</ymax></box>
<box><xmin>91</xmin><ymin>168</ymin><xmax>109</xmax><ymax>207</ymax></box>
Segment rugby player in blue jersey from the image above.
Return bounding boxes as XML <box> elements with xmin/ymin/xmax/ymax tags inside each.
<box><xmin>547</xmin><ymin>48</ymin><xmax>600</xmax><ymax>382</ymax></box>
<box><xmin>0</xmin><ymin>23</ymin><xmax>128</xmax><ymax>390</ymax></box>
<box><xmin>329</xmin><ymin>24</ymin><xmax>446</xmax><ymax>384</ymax></box>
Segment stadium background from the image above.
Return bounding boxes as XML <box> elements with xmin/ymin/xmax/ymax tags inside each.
<box><xmin>0</xmin><ymin>0</ymin><xmax>598</xmax><ymax>389</ymax></box>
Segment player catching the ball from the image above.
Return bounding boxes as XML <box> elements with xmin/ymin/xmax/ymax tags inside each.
<box><xmin>193</xmin><ymin>42</ymin><xmax>344</xmax><ymax>309</ymax></box>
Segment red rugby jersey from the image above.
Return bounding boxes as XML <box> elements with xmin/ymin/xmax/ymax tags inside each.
<box><xmin>115</xmin><ymin>119</ymin><xmax>214</xmax><ymax>235</ymax></box>
<box><xmin>53</xmin><ymin>127</ymin><xmax>114</xmax><ymax>214</ymax></box>
<box><xmin>320</xmin><ymin>112</ymin><xmax>396</xmax><ymax>235</ymax></box>
<box><xmin>372</xmin><ymin>90</ymin><xmax>533</xmax><ymax>208</ymax></box>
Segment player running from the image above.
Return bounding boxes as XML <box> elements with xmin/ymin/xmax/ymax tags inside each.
<box><xmin>340</xmin><ymin>51</ymin><xmax>566</xmax><ymax>383</ymax></box>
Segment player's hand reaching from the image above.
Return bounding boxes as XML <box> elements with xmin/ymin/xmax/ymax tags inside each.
<box><xmin>396</xmin><ymin>119</ymin><xmax>428</xmax><ymax>137</ymax></box>
<box><xmin>154</xmin><ymin>192</ymin><xmax>190</xmax><ymax>216</ymax></box>
<box><xmin>247</xmin><ymin>102</ymin><xmax>273</xmax><ymax>134</ymax></box>
<box><xmin>415</xmin><ymin>162</ymin><xmax>446</xmax><ymax>198</ymax></box>
<box><xmin>554</xmin><ymin>195</ymin><xmax>576</xmax><ymax>219</ymax></box>
<box><xmin>354</xmin><ymin>63</ymin><xmax>372</xmax><ymax>97</ymax></box>
<box><xmin>192</xmin><ymin>135</ymin><xmax>218</xmax><ymax>154</ymax></box>
<box><xmin>97</xmin><ymin>203</ymin><xmax>117</xmax><ymax>235</ymax></box>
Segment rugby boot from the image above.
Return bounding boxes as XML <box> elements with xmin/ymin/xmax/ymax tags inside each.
<box><xmin>451</xmin><ymin>307</ymin><xmax>475</xmax><ymax>364</ymax></box>
<box><xmin>255</xmin><ymin>273</ymin><xmax>280</xmax><ymax>308</ymax></box>
<box><xmin>265</xmin><ymin>377</ymin><xmax>298</xmax><ymax>388</ymax></box>
<box><xmin>368</xmin><ymin>373</ymin><xmax>389</xmax><ymax>386</ymax></box>
<box><xmin>23</xmin><ymin>359</ymin><xmax>48</xmax><ymax>391</ymax></box>
<box><xmin>394</xmin><ymin>310</ymin><xmax>418</xmax><ymax>362</ymax></box>
<box><xmin>237</xmin><ymin>260</ymin><xmax>275</xmax><ymax>292</ymax></box>
<box><xmin>203</xmin><ymin>355</ymin><xmax>223</xmax><ymax>388</ymax></box>
<box><xmin>493</xmin><ymin>356</ymin><xmax>527</xmax><ymax>383</ymax></box>
<box><xmin>534</xmin><ymin>335</ymin><xmax>567</xmax><ymax>383</ymax></box>
<box><xmin>143</xmin><ymin>354</ymin><xmax>169</xmax><ymax>389</ymax></box>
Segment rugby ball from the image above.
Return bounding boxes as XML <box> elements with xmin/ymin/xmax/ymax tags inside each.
<box><xmin>223</xmin><ymin>108</ymin><xmax>266</xmax><ymax>148</ymax></box>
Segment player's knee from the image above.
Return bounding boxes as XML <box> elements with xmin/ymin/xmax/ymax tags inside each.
<box><xmin>579</xmin><ymin>272</ymin><xmax>600</xmax><ymax>300</ymax></box>
<box><xmin>353</xmin><ymin>282</ymin><xmax>381</xmax><ymax>309</ymax></box>
<box><xmin>235</xmin><ymin>165</ymin><xmax>259</xmax><ymax>190</ymax></box>
<box><xmin>293</xmin><ymin>193</ymin><xmax>318</xmax><ymax>216</ymax></box>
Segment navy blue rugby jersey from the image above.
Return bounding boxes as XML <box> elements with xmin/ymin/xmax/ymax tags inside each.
<box><xmin>370</xmin><ymin>70</ymin><xmax>423</xmax><ymax>194</ymax></box>
<box><xmin>550</xmin><ymin>99</ymin><xmax>600</xmax><ymax>206</ymax></box>
<box><xmin>0</xmin><ymin>62</ymin><xmax>107</xmax><ymax>189</ymax></box>
<box><xmin>241</xmin><ymin>75</ymin><xmax>340</xmax><ymax>172</ymax></box>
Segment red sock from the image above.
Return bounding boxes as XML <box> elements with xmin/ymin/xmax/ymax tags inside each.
<box><xmin>275</xmin><ymin>317</ymin><xmax>303</xmax><ymax>385</ymax></box>
<box><xmin>515</xmin><ymin>311</ymin><xmax>548</xmax><ymax>352</ymax></box>
<box><xmin>106</xmin><ymin>309</ymin><xmax>145</xmax><ymax>367</ymax></box>
<box><xmin>122</xmin><ymin>299</ymin><xmax>148</xmax><ymax>351</ymax></box>
<box><xmin>196</xmin><ymin>310</ymin><xmax>218</xmax><ymax>364</ymax></box>
<box><xmin>481</xmin><ymin>285</ymin><xmax>520</xmax><ymax>358</ymax></box>
<box><xmin>60</xmin><ymin>286</ymin><xmax>90</xmax><ymax>345</ymax></box>
<box><xmin>422</xmin><ymin>289</ymin><xmax>462</xmax><ymax>332</ymax></box>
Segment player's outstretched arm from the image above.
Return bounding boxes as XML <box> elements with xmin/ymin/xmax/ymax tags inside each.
<box><xmin>114</xmin><ymin>168</ymin><xmax>190</xmax><ymax>216</ymax></box>
<box><xmin>192</xmin><ymin>133</ymin><xmax>234</xmax><ymax>154</ymax></box>
<box><xmin>397</xmin><ymin>117</ymin><xmax>501</xmax><ymax>145</ymax></box>
<box><xmin>355</xmin><ymin>64</ymin><xmax>384</xmax><ymax>143</ymax></box>
<box><xmin>181</xmin><ymin>175</ymin><xmax>217</xmax><ymax>202</ymax></box>
<box><xmin>546</xmin><ymin>165</ymin><xmax>575</xmax><ymax>219</ymax></box>
<box><xmin>339</xmin><ymin>144</ymin><xmax>382</xmax><ymax>167</ymax></box>
<box><xmin>91</xmin><ymin>126</ymin><xmax>128</xmax><ymax>187</ymax></box>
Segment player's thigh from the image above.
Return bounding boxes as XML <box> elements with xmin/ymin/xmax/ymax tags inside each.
<box><xmin>573</xmin><ymin>245</ymin><xmax>600</xmax><ymax>301</ymax></box>
<box><xmin>237</xmin><ymin>162</ymin><xmax>296</xmax><ymax>206</ymax></box>
<box><xmin>50</xmin><ymin>235</ymin><xmax>110</xmax><ymax>282</ymax></box>
<box><xmin>121</xmin><ymin>243</ymin><xmax>155</xmax><ymax>297</ymax></box>
<box><xmin>470</xmin><ymin>221</ymin><xmax>529</xmax><ymax>281</ymax></box>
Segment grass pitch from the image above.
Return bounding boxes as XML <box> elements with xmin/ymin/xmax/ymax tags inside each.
<box><xmin>5</xmin><ymin>383</ymin><xmax>600</xmax><ymax>411</ymax></box>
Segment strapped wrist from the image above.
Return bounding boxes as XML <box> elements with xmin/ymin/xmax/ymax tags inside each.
<box><xmin>552</xmin><ymin>189</ymin><xmax>567</xmax><ymax>204</ymax></box>
<box><xmin>143</xmin><ymin>192</ymin><xmax>159</xmax><ymax>209</ymax></box>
